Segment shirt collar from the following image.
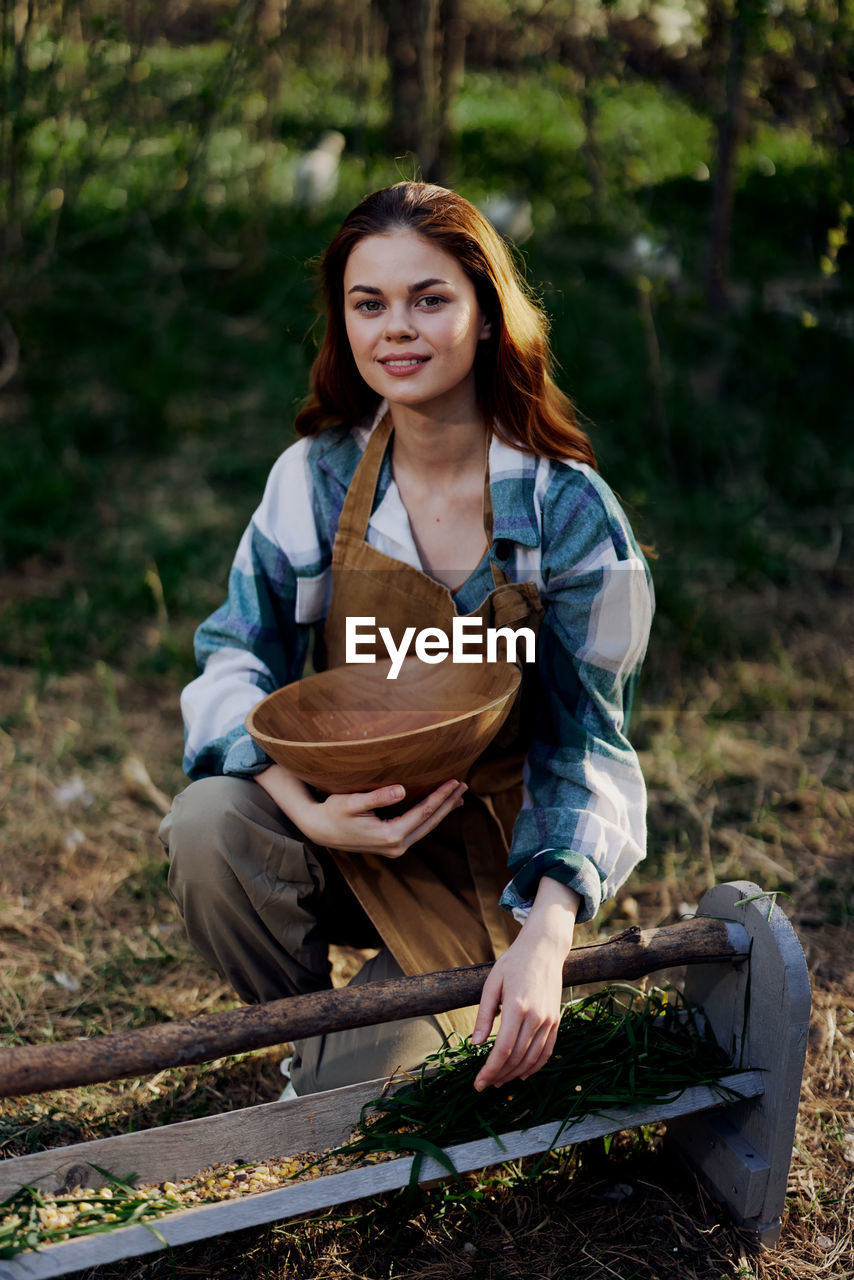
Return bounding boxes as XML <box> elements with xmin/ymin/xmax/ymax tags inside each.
<box><xmin>317</xmin><ymin>400</ymin><xmax>541</xmax><ymax>552</ymax></box>
<box><xmin>369</xmin><ymin>451</ymin><xmax>423</xmax><ymax>566</ymax></box>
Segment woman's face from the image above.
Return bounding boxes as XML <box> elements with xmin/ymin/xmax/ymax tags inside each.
<box><xmin>342</xmin><ymin>229</ymin><xmax>491</xmax><ymax>418</ymax></box>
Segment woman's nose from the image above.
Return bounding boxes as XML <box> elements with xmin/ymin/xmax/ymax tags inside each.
<box><xmin>383</xmin><ymin>306</ymin><xmax>416</xmax><ymax>340</ymax></box>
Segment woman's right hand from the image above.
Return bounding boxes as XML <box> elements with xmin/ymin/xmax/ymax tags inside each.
<box><xmin>256</xmin><ymin>764</ymin><xmax>466</xmax><ymax>857</ymax></box>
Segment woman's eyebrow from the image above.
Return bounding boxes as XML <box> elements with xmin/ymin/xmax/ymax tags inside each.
<box><xmin>346</xmin><ymin>277</ymin><xmax>451</xmax><ymax>296</ymax></box>
<box><xmin>410</xmin><ymin>277</ymin><xmax>450</xmax><ymax>292</ymax></box>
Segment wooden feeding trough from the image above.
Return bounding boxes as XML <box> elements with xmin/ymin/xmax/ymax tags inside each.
<box><xmin>0</xmin><ymin>882</ymin><xmax>810</xmax><ymax>1278</ymax></box>
<box><xmin>245</xmin><ymin>658</ymin><xmax>521</xmax><ymax>794</ymax></box>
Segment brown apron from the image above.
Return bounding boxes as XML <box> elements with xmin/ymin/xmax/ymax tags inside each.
<box><xmin>321</xmin><ymin>415</ymin><xmax>544</xmax><ymax>1039</ymax></box>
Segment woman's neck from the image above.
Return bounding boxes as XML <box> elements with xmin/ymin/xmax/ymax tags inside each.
<box><xmin>386</xmin><ymin>403</ymin><xmax>489</xmax><ymax>485</ymax></box>
<box><xmin>387</xmin><ymin>405</ymin><xmax>491</xmax><ymax>591</ymax></box>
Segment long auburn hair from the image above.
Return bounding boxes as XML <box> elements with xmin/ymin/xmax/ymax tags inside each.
<box><xmin>294</xmin><ymin>182</ymin><xmax>596</xmax><ymax>468</ymax></box>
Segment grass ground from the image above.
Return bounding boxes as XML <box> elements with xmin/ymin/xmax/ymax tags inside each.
<box><xmin>1</xmin><ymin>40</ymin><xmax>852</xmax><ymax>1280</ymax></box>
<box><xmin>0</xmin><ymin>574</ymin><xmax>851</xmax><ymax>1279</ymax></box>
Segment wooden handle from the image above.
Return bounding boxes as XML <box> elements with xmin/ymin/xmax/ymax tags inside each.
<box><xmin>0</xmin><ymin>917</ymin><xmax>747</xmax><ymax>1098</ymax></box>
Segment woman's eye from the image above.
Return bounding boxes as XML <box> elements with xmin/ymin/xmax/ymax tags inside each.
<box><xmin>354</xmin><ymin>299</ymin><xmax>384</xmax><ymax>314</ymax></box>
<box><xmin>418</xmin><ymin>295</ymin><xmax>445</xmax><ymax>309</ymax></box>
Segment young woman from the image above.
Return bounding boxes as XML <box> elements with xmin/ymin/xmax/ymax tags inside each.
<box><xmin>161</xmin><ymin>182</ymin><xmax>653</xmax><ymax>1098</ymax></box>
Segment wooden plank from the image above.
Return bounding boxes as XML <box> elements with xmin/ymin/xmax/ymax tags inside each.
<box><xmin>669</xmin><ymin>1111</ymin><xmax>771</xmax><ymax>1221</ymax></box>
<box><xmin>672</xmin><ymin>881</ymin><xmax>811</xmax><ymax>1246</ymax></box>
<box><xmin>0</xmin><ymin>1072</ymin><xmax>763</xmax><ymax>1280</ymax></box>
<box><xmin>0</xmin><ymin>1078</ymin><xmax>388</xmax><ymax>1200</ymax></box>
<box><xmin>0</xmin><ymin>917</ymin><xmax>749</xmax><ymax>1098</ymax></box>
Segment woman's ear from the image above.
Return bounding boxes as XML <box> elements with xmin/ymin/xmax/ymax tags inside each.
<box><xmin>479</xmin><ymin>314</ymin><xmax>493</xmax><ymax>341</ymax></box>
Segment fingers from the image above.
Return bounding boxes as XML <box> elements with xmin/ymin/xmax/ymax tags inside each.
<box><xmin>518</xmin><ymin>1021</ymin><xmax>560</xmax><ymax>1081</ymax></box>
<box><xmin>347</xmin><ymin>784</ymin><xmax>408</xmax><ymax>814</ymax></box>
<box><xmin>473</xmin><ymin>1009</ymin><xmax>559</xmax><ymax>1091</ymax></box>
<box><xmin>398</xmin><ymin>780</ymin><xmax>467</xmax><ymax>847</ymax></box>
<box><xmin>471</xmin><ymin>971</ymin><xmax>502</xmax><ymax>1048</ymax></box>
<box><xmin>318</xmin><ymin>779</ymin><xmax>466</xmax><ymax>857</ymax></box>
<box><xmin>371</xmin><ymin>779</ymin><xmax>466</xmax><ymax>849</ymax></box>
<box><xmin>347</xmin><ymin>779</ymin><xmax>463</xmax><ymax>819</ymax></box>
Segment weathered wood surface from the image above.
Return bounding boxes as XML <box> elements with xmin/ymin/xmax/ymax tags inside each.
<box><xmin>669</xmin><ymin>882</ymin><xmax>811</xmax><ymax>1248</ymax></box>
<box><xmin>0</xmin><ymin>916</ymin><xmax>748</xmax><ymax>1098</ymax></box>
<box><xmin>0</xmin><ymin>1072</ymin><xmax>763</xmax><ymax>1280</ymax></box>
<box><xmin>0</xmin><ymin>1077</ymin><xmax>387</xmax><ymax>1200</ymax></box>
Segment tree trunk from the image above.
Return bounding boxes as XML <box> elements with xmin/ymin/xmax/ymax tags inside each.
<box><xmin>705</xmin><ymin>0</ymin><xmax>765</xmax><ymax>313</ymax></box>
<box><xmin>435</xmin><ymin>0</ymin><xmax>466</xmax><ymax>183</ymax></box>
<box><xmin>826</xmin><ymin>0</ymin><xmax>854</xmax><ymax>184</ymax></box>
<box><xmin>1</xmin><ymin>0</ymin><xmax>35</xmax><ymax>256</ymax></box>
<box><xmin>580</xmin><ymin>78</ymin><xmax>606</xmax><ymax>216</ymax></box>
<box><xmin>375</xmin><ymin>0</ymin><xmax>442</xmax><ymax>178</ymax></box>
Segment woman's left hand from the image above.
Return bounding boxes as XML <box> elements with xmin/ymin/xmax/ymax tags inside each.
<box><xmin>471</xmin><ymin>878</ymin><xmax>581</xmax><ymax>1091</ymax></box>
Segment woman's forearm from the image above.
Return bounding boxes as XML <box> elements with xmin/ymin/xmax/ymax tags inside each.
<box><xmin>522</xmin><ymin>875</ymin><xmax>581</xmax><ymax>948</ymax></box>
<box><xmin>255</xmin><ymin>763</ymin><xmax>319</xmax><ymax>831</ymax></box>
<box><xmin>255</xmin><ymin>765</ymin><xmax>467</xmax><ymax>855</ymax></box>
<box><xmin>470</xmin><ymin>875</ymin><xmax>581</xmax><ymax>1089</ymax></box>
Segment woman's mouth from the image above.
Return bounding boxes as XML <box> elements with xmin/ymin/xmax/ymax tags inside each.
<box><xmin>378</xmin><ymin>356</ymin><xmax>430</xmax><ymax>375</ymax></box>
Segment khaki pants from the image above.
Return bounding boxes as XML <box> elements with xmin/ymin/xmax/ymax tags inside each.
<box><xmin>159</xmin><ymin>776</ymin><xmax>446</xmax><ymax>1096</ymax></box>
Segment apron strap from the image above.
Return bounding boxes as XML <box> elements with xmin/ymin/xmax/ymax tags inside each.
<box><xmin>338</xmin><ymin>414</ymin><xmax>509</xmax><ymax>588</ymax></box>
<box><xmin>483</xmin><ymin>434</ymin><xmax>510</xmax><ymax>590</ymax></box>
<box><xmin>335</xmin><ymin>412</ymin><xmax>394</xmax><ymax>542</ymax></box>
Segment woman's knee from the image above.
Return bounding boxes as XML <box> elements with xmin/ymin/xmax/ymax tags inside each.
<box><xmin>160</xmin><ymin>775</ymin><xmax>276</xmax><ymax>888</ymax></box>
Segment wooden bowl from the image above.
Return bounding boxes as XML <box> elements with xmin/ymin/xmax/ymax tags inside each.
<box><xmin>245</xmin><ymin>657</ymin><xmax>521</xmax><ymax>795</ymax></box>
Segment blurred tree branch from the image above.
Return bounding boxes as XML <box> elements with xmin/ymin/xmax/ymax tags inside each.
<box><xmin>0</xmin><ymin>310</ymin><xmax>21</xmax><ymax>389</ymax></box>
<box><xmin>705</xmin><ymin>0</ymin><xmax>767</xmax><ymax>313</ymax></box>
<box><xmin>1</xmin><ymin>0</ymin><xmax>35</xmax><ymax>256</ymax></box>
<box><xmin>373</xmin><ymin>0</ymin><xmax>445</xmax><ymax>179</ymax></box>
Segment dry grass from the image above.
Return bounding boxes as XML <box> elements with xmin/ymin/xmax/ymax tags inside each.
<box><xmin>0</xmin><ymin>578</ymin><xmax>852</xmax><ymax>1278</ymax></box>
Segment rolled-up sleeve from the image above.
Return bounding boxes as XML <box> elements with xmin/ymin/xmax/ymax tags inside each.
<box><xmin>500</xmin><ymin>462</ymin><xmax>654</xmax><ymax>924</ymax></box>
<box><xmin>181</xmin><ymin>440</ymin><xmax>320</xmax><ymax>780</ymax></box>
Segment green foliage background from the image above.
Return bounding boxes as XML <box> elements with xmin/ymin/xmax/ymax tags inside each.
<box><xmin>1</xmin><ymin>2</ymin><xmax>852</xmax><ymax>680</ymax></box>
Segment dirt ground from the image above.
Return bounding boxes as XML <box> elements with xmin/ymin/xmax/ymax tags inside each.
<box><xmin>0</xmin><ymin>577</ymin><xmax>852</xmax><ymax>1279</ymax></box>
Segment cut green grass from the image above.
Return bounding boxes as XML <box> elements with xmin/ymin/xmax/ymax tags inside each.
<box><xmin>322</xmin><ymin>985</ymin><xmax>747</xmax><ymax>1187</ymax></box>
<box><xmin>0</xmin><ymin>986</ymin><xmax>746</xmax><ymax>1262</ymax></box>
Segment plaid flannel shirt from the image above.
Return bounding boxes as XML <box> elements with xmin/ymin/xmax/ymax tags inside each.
<box><xmin>181</xmin><ymin>405</ymin><xmax>654</xmax><ymax>924</ymax></box>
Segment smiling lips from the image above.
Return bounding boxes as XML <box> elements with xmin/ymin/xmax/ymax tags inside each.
<box><xmin>378</xmin><ymin>355</ymin><xmax>431</xmax><ymax>375</ymax></box>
